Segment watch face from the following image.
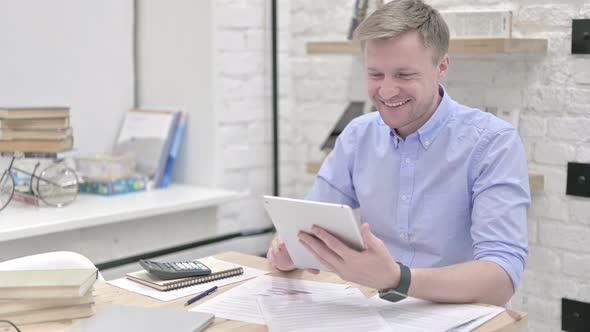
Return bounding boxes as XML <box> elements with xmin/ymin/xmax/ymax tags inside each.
<box><xmin>380</xmin><ymin>290</ymin><xmax>407</xmax><ymax>303</ymax></box>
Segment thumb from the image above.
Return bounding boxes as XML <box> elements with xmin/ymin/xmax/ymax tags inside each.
<box><xmin>361</xmin><ymin>223</ymin><xmax>380</xmax><ymax>249</ymax></box>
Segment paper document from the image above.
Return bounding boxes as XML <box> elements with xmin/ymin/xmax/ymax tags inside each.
<box><xmin>258</xmin><ymin>287</ymin><xmax>390</xmax><ymax>332</ymax></box>
<box><xmin>190</xmin><ymin>275</ymin><xmax>349</xmax><ymax>325</ymax></box>
<box><xmin>108</xmin><ymin>258</ymin><xmax>269</xmax><ymax>302</ymax></box>
<box><xmin>369</xmin><ymin>296</ymin><xmax>505</xmax><ymax>332</ymax></box>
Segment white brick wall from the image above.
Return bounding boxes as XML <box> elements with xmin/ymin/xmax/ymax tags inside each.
<box><xmin>207</xmin><ymin>0</ymin><xmax>590</xmax><ymax>329</ymax></box>
<box><xmin>211</xmin><ymin>0</ymin><xmax>291</xmax><ymax>247</ymax></box>
<box><xmin>285</xmin><ymin>0</ymin><xmax>590</xmax><ymax>331</ymax></box>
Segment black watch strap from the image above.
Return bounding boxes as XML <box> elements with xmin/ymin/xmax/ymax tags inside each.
<box><xmin>379</xmin><ymin>262</ymin><xmax>411</xmax><ymax>302</ymax></box>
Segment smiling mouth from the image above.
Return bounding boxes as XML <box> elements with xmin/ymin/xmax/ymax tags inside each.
<box><xmin>381</xmin><ymin>99</ymin><xmax>411</xmax><ymax>108</ymax></box>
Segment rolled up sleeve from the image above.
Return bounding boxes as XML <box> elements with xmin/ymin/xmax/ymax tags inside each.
<box><xmin>305</xmin><ymin>120</ymin><xmax>360</xmax><ymax>209</ymax></box>
<box><xmin>471</xmin><ymin>128</ymin><xmax>530</xmax><ymax>290</ymax></box>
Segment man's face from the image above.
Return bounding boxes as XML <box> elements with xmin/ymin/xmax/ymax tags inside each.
<box><xmin>365</xmin><ymin>30</ymin><xmax>449</xmax><ymax>138</ymax></box>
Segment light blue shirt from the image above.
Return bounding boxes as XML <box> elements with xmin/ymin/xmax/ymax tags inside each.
<box><xmin>306</xmin><ymin>86</ymin><xmax>530</xmax><ymax>289</ymax></box>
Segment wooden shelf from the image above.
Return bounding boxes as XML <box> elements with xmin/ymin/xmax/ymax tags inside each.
<box><xmin>306</xmin><ymin>38</ymin><xmax>547</xmax><ymax>55</ymax></box>
<box><xmin>528</xmin><ymin>172</ymin><xmax>544</xmax><ymax>193</ymax></box>
<box><xmin>307</xmin><ymin>161</ymin><xmax>544</xmax><ymax>193</ymax></box>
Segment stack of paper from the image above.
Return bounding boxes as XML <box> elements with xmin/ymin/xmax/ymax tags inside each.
<box><xmin>258</xmin><ymin>287</ymin><xmax>391</xmax><ymax>332</ymax></box>
<box><xmin>369</xmin><ymin>296</ymin><xmax>505</xmax><ymax>332</ymax></box>
<box><xmin>191</xmin><ymin>275</ymin><xmax>505</xmax><ymax>332</ymax></box>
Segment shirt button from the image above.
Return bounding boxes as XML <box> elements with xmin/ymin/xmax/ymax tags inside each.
<box><xmin>399</xmin><ymin>233</ymin><xmax>407</xmax><ymax>240</ymax></box>
<box><xmin>401</xmin><ymin>195</ymin><xmax>408</xmax><ymax>201</ymax></box>
<box><xmin>405</xmin><ymin>158</ymin><xmax>411</xmax><ymax>164</ymax></box>
<box><xmin>424</xmin><ymin>139</ymin><xmax>430</xmax><ymax>146</ymax></box>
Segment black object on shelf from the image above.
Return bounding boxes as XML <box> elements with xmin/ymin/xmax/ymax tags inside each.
<box><xmin>320</xmin><ymin>101</ymin><xmax>365</xmax><ymax>151</ymax></box>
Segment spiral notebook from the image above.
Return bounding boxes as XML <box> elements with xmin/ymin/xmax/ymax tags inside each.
<box><xmin>126</xmin><ymin>257</ymin><xmax>243</xmax><ymax>291</ymax></box>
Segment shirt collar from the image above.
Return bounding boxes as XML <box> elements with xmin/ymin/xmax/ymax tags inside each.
<box><xmin>417</xmin><ymin>84</ymin><xmax>451</xmax><ymax>150</ymax></box>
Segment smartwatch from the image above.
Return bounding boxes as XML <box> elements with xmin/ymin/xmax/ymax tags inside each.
<box><xmin>378</xmin><ymin>262</ymin><xmax>411</xmax><ymax>303</ymax></box>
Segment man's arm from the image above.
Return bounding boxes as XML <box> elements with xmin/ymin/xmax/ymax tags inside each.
<box><xmin>408</xmin><ymin>260</ymin><xmax>514</xmax><ymax>306</ymax></box>
<box><xmin>299</xmin><ymin>224</ymin><xmax>514</xmax><ymax>306</ymax></box>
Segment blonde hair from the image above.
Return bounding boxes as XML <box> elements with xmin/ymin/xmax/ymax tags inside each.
<box><xmin>353</xmin><ymin>0</ymin><xmax>449</xmax><ymax>64</ymax></box>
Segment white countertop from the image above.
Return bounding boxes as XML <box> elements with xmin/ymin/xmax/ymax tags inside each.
<box><xmin>0</xmin><ymin>184</ymin><xmax>242</xmax><ymax>242</ymax></box>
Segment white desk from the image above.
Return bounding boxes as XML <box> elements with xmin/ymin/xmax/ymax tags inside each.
<box><xmin>0</xmin><ymin>184</ymin><xmax>241</xmax><ymax>242</ymax></box>
<box><xmin>0</xmin><ymin>185</ymin><xmax>245</xmax><ymax>274</ymax></box>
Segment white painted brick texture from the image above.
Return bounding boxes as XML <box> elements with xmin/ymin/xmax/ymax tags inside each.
<box><xmin>286</xmin><ymin>1</ymin><xmax>590</xmax><ymax>330</ymax></box>
<box><xmin>212</xmin><ymin>0</ymin><xmax>290</xmax><ymax>238</ymax></box>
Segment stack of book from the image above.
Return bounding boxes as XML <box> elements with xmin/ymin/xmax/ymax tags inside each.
<box><xmin>0</xmin><ymin>268</ymin><xmax>97</xmax><ymax>325</ymax></box>
<box><xmin>0</xmin><ymin>106</ymin><xmax>73</xmax><ymax>152</ymax></box>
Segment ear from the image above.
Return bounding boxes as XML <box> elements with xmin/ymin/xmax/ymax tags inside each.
<box><xmin>437</xmin><ymin>54</ymin><xmax>450</xmax><ymax>80</ymax></box>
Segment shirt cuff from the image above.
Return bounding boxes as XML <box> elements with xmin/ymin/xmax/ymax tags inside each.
<box><xmin>477</xmin><ymin>254</ymin><xmax>524</xmax><ymax>291</ymax></box>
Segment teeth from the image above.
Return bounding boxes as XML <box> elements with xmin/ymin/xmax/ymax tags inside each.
<box><xmin>383</xmin><ymin>99</ymin><xmax>409</xmax><ymax>107</ymax></box>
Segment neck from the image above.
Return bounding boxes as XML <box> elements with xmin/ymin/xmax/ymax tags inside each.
<box><xmin>396</xmin><ymin>90</ymin><xmax>442</xmax><ymax>139</ymax></box>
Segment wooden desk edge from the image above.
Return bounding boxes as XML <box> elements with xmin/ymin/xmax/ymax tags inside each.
<box><xmin>21</xmin><ymin>251</ymin><xmax>527</xmax><ymax>332</ymax></box>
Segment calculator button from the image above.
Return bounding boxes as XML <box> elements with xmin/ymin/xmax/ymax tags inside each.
<box><xmin>188</xmin><ymin>263</ymin><xmax>198</xmax><ymax>269</ymax></box>
<box><xmin>183</xmin><ymin>263</ymin><xmax>192</xmax><ymax>269</ymax></box>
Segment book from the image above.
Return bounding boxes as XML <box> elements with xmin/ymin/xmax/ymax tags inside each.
<box><xmin>0</xmin><ymin>107</ymin><xmax>70</xmax><ymax>120</ymax></box>
<box><xmin>440</xmin><ymin>10</ymin><xmax>512</xmax><ymax>38</ymax></box>
<box><xmin>11</xmin><ymin>191</ymin><xmax>41</xmax><ymax>206</ymax></box>
<box><xmin>347</xmin><ymin>0</ymin><xmax>368</xmax><ymax>40</ymax></box>
<box><xmin>0</xmin><ymin>136</ymin><xmax>73</xmax><ymax>153</ymax></box>
<box><xmin>2</xmin><ymin>303</ymin><xmax>94</xmax><ymax>325</ymax></box>
<box><xmin>126</xmin><ymin>257</ymin><xmax>243</xmax><ymax>291</ymax></box>
<box><xmin>347</xmin><ymin>0</ymin><xmax>360</xmax><ymax>40</ymax></box>
<box><xmin>0</xmin><ymin>268</ymin><xmax>97</xmax><ymax>299</ymax></box>
<box><xmin>0</xmin><ymin>290</ymin><xmax>93</xmax><ymax>315</ymax></box>
<box><xmin>113</xmin><ymin>109</ymin><xmax>178</xmax><ymax>186</ymax></box>
<box><xmin>160</xmin><ymin>111</ymin><xmax>186</xmax><ymax>188</ymax></box>
<box><xmin>0</xmin><ymin>117</ymin><xmax>70</xmax><ymax>130</ymax></box>
<box><xmin>79</xmin><ymin>175</ymin><xmax>148</xmax><ymax>195</ymax></box>
<box><xmin>0</xmin><ymin>127</ymin><xmax>72</xmax><ymax>140</ymax></box>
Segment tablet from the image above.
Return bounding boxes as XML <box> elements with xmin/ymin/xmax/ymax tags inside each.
<box><xmin>263</xmin><ymin>195</ymin><xmax>366</xmax><ymax>270</ymax></box>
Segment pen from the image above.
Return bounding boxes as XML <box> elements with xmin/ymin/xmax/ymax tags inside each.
<box><xmin>185</xmin><ymin>286</ymin><xmax>218</xmax><ymax>306</ymax></box>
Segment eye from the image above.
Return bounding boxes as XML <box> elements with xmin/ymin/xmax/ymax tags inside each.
<box><xmin>398</xmin><ymin>73</ymin><xmax>415</xmax><ymax>79</ymax></box>
<box><xmin>368</xmin><ymin>73</ymin><xmax>383</xmax><ymax>79</ymax></box>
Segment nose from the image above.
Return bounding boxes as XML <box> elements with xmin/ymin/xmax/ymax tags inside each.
<box><xmin>378</xmin><ymin>77</ymin><xmax>400</xmax><ymax>100</ymax></box>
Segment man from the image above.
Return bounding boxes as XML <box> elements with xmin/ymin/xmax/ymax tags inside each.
<box><xmin>268</xmin><ymin>0</ymin><xmax>529</xmax><ymax>306</ymax></box>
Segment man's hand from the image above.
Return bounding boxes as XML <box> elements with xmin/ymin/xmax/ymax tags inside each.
<box><xmin>298</xmin><ymin>223</ymin><xmax>400</xmax><ymax>290</ymax></box>
<box><xmin>267</xmin><ymin>234</ymin><xmax>297</xmax><ymax>271</ymax></box>
<box><xmin>267</xmin><ymin>234</ymin><xmax>321</xmax><ymax>274</ymax></box>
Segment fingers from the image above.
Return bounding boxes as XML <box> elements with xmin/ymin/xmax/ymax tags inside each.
<box><xmin>361</xmin><ymin>223</ymin><xmax>381</xmax><ymax>250</ymax></box>
<box><xmin>268</xmin><ymin>236</ymin><xmax>297</xmax><ymax>272</ymax></box>
<box><xmin>306</xmin><ymin>268</ymin><xmax>320</xmax><ymax>275</ymax></box>
<box><xmin>299</xmin><ymin>238</ymin><xmax>338</xmax><ymax>272</ymax></box>
<box><xmin>298</xmin><ymin>230</ymin><xmax>343</xmax><ymax>270</ymax></box>
<box><xmin>310</xmin><ymin>226</ymin><xmax>355</xmax><ymax>257</ymax></box>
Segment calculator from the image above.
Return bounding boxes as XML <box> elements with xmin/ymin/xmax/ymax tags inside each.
<box><xmin>139</xmin><ymin>259</ymin><xmax>212</xmax><ymax>280</ymax></box>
